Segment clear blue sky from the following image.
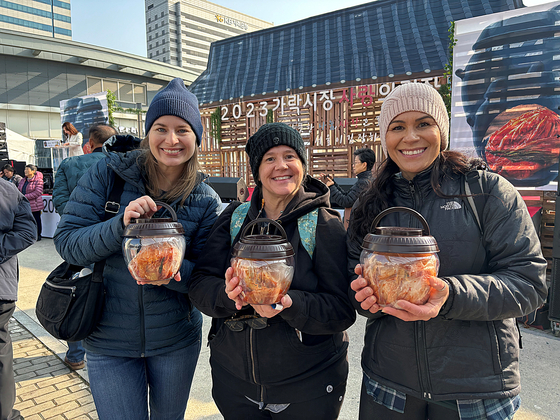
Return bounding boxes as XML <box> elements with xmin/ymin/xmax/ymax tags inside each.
<box><xmin>71</xmin><ymin>0</ymin><xmax>556</xmax><ymax>57</ymax></box>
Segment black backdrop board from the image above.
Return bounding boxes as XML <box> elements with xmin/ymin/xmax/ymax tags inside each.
<box><xmin>548</xmin><ymin>163</ymin><xmax>560</xmax><ymax>335</ymax></box>
<box><xmin>205</xmin><ymin>177</ymin><xmax>240</xmax><ymax>202</ymax></box>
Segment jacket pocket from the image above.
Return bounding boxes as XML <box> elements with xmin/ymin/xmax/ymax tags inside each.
<box><xmin>487</xmin><ymin>321</ymin><xmax>503</xmax><ymax>375</ymax></box>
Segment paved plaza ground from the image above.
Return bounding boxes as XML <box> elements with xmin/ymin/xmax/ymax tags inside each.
<box><xmin>9</xmin><ymin>238</ymin><xmax>560</xmax><ymax>419</ymax></box>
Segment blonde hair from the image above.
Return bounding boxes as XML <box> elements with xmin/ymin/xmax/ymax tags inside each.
<box><xmin>139</xmin><ymin>135</ymin><xmax>200</xmax><ymax>206</ymax></box>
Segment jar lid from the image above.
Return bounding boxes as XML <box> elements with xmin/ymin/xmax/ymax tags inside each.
<box><xmin>122</xmin><ymin>201</ymin><xmax>185</xmax><ymax>238</ymax></box>
<box><xmin>361</xmin><ymin>207</ymin><xmax>439</xmax><ymax>254</ymax></box>
<box><xmin>362</xmin><ymin>229</ymin><xmax>439</xmax><ymax>254</ymax></box>
<box><xmin>232</xmin><ymin>218</ymin><xmax>295</xmax><ymax>260</ymax></box>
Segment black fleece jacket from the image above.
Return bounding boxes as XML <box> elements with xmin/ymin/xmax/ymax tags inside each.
<box><xmin>189</xmin><ymin>176</ymin><xmax>356</xmax><ymax>403</ymax></box>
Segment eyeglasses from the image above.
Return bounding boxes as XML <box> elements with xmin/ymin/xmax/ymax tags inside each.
<box><xmin>224</xmin><ymin>315</ymin><xmax>268</xmax><ymax>332</ymax></box>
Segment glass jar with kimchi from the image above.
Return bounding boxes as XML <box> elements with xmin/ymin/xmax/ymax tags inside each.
<box><xmin>231</xmin><ymin>218</ymin><xmax>295</xmax><ymax>305</ymax></box>
<box><xmin>360</xmin><ymin>207</ymin><xmax>440</xmax><ymax>308</ymax></box>
<box><xmin>122</xmin><ymin>201</ymin><xmax>186</xmax><ymax>282</ymax></box>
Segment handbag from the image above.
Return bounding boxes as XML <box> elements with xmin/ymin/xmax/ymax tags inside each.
<box><xmin>36</xmin><ymin>262</ymin><xmax>105</xmax><ymax>341</ymax></box>
<box><xmin>35</xmin><ymin>174</ymin><xmax>125</xmax><ymax>341</ymax></box>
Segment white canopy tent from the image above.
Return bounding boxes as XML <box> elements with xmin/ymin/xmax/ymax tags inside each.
<box><xmin>6</xmin><ymin>128</ymin><xmax>35</xmax><ymax>164</ymax></box>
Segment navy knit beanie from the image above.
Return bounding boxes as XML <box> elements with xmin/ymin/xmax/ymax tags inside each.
<box><xmin>145</xmin><ymin>78</ymin><xmax>203</xmax><ymax>145</ymax></box>
<box><xmin>245</xmin><ymin>123</ymin><xmax>307</xmax><ymax>181</ymax></box>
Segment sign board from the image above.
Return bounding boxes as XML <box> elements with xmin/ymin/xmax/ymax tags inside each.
<box><xmin>41</xmin><ymin>195</ymin><xmax>61</xmax><ymax>238</ymax></box>
<box><xmin>43</xmin><ymin>140</ymin><xmax>61</xmax><ymax>148</ymax></box>
<box><xmin>451</xmin><ymin>2</ymin><xmax>560</xmax><ymax>190</ymax></box>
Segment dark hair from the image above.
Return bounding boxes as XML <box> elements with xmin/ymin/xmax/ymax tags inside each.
<box><xmin>348</xmin><ymin>151</ymin><xmax>485</xmax><ymax>240</ymax></box>
<box><xmin>3</xmin><ymin>164</ymin><xmax>14</xmax><ymax>173</ymax></box>
<box><xmin>354</xmin><ymin>148</ymin><xmax>376</xmax><ymax>171</ymax></box>
<box><xmin>25</xmin><ymin>164</ymin><xmax>37</xmax><ymax>172</ymax></box>
<box><xmin>62</xmin><ymin>122</ymin><xmax>78</xmax><ymax>136</ymax></box>
<box><xmin>88</xmin><ymin>124</ymin><xmax>117</xmax><ymax>147</ymax></box>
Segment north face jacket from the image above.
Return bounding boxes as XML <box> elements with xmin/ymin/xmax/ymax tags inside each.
<box><xmin>347</xmin><ymin>168</ymin><xmax>547</xmax><ymax>401</ymax></box>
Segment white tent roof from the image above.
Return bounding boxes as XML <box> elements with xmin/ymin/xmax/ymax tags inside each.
<box><xmin>6</xmin><ymin>128</ymin><xmax>35</xmax><ymax>164</ymax></box>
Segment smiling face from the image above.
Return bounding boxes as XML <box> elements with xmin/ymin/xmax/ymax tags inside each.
<box><xmin>24</xmin><ymin>167</ymin><xmax>35</xmax><ymax>178</ymax></box>
<box><xmin>148</xmin><ymin>115</ymin><xmax>197</xmax><ymax>174</ymax></box>
<box><xmin>385</xmin><ymin>111</ymin><xmax>441</xmax><ymax>180</ymax></box>
<box><xmin>258</xmin><ymin>145</ymin><xmax>304</xmax><ymax>201</ymax></box>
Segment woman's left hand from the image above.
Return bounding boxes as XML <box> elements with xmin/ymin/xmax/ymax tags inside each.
<box><xmin>252</xmin><ymin>295</ymin><xmax>293</xmax><ymax>318</ymax></box>
<box><xmin>381</xmin><ymin>277</ymin><xmax>449</xmax><ymax>322</ymax></box>
<box><xmin>136</xmin><ymin>271</ymin><xmax>181</xmax><ymax>286</ymax></box>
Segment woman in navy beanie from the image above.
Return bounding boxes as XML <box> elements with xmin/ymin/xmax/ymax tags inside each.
<box><xmin>190</xmin><ymin>122</ymin><xmax>355</xmax><ymax>419</ymax></box>
<box><xmin>54</xmin><ymin>78</ymin><xmax>221</xmax><ymax>419</ymax></box>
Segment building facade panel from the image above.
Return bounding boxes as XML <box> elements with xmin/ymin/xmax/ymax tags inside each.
<box><xmin>146</xmin><ymin>0</ymin><xmax>272</xmax><ymax>76</ymax></box>
<box><xmin>0</xmin><ymin>0</ymin><xmax>72</xmax><ymax>39</ymax></box>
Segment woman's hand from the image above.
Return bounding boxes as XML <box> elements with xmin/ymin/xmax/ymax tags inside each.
<box><xmin>124</xmin><ymin>196</ymin><xmax>159</xmax><ymax>226</ymax></box>
<box><xmin>381</xmin><ymin>277</ymin><xmax>450</xmax><ymax>322</ymax></box>
<box><xmin>350</xmin><ymin>264</ymin><xmax>381</xmax><ymax>314</ymax></box>
<box><xmin>137</xmin><ymin>271</ymin><xmax>181</xmax><ymax>286</ymax></box>
<box><xmin>252</xmin><ymin>295</ymin><xmax>293</xmax><ymax>318</ymax></box>
<box><xmin>225</xmin><ymin>267</ymin><xmax>248</xmax><ymax>310</ymax></box>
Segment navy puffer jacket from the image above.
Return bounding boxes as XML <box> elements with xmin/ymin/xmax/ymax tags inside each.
<box><xmin>54</xmin><ymin>135</ymin><xmax>222</xmax><ymax>357</ymax></box>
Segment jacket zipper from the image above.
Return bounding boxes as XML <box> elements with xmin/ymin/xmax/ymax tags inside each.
<box><xmin>249</xmin><ymin>327</ymin><xmax>264</xmax><ymax>403</ymax></box>
<box><xmin>139</xmin><ymin>286</ymin><xmax>146</xmax><ymax>357</ymax></box>
<box><xmin>415</xmin><ymin>321</ymin><xmax>432</xmax><ymax>399</ymax></box>
<box><xmin>45</xmin><ymin>280</ymin><xmax>76</xmax><ymax>293</ymax></box>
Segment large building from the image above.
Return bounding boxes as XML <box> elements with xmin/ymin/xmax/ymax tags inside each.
<box><xmin>145</xmin><ymin>0</ymin><xmax>273</xmax><ymax>76</ymax></box>
<box><xmin>0</xmin><ymin>29</ymin><xmax>197</xmax><ymax>142</ymax></box>
<box><xmin>0</xmin><ymin>0</ymin><xmax>72</xmax><ymax>40</ymax></box>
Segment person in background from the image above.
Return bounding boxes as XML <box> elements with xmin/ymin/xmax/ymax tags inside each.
<box><xmin>52</xmin><ymin>123</ymin><xmax>117</xmax><ymax>372</ymax></box>
<box><xmin>1</xmin><ymin>165</ymin><xmax>22</xmax><ymax>188</ymax></box>
<box><xmin>189</xmin><ymin>122</ymin><xmax>356</xmax><ymax>420</ymax></box>
<box><xmin>61</xmin><ymin>122</ymin><xmax>84</xmax><ymax>157</ymax></box>
<box><xmin>54</xmin><ymin>78</ymin><xmax>221</xmax><ymax>419</ymax></box>
<box><xmin>347</xmin><ymin>82</ymin><xmax>548</xmax><ymax>420</ymax></box>
<box><xmin>54</xmin><ymin>123</ymin><xmax>118</xmax><ymax>215</ymax></box>
<box><xmin>0</xmin><ymin>178</ymin><xmax>36</xmax><ymax>420</ymax></box>
<box><xmin>320</xmin><ymin>148</ymin><xmax>376</xmax><ymax>228</ymax></box>
<box><xmin>18</xmin><ymin>164</ymin><xmax>43</xmax><ymax>242</ymax></box>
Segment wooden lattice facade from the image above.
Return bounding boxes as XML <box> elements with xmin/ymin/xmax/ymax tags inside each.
<box><xmin>198</xmin><ymin>75</ymin><xmax>445</xmax><ymax>186</ymax></box>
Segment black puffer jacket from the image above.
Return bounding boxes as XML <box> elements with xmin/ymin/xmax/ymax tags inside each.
<box><xmin>189</xmin><ymin>176</ymin><xmax>356</xmax><ymax>403</ymax></box>
<box><xmin>348</xmin><ymin>168</ymin><xmax>547</xmax><ymax>401</ymax></box>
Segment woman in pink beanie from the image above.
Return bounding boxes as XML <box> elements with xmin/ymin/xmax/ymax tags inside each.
<box><xmin>347</xmin><ymin>82</ymin><xmax>547</xmax><ymax>420</ymax></box>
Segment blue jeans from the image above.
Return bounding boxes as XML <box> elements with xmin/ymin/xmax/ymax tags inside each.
<box><xmin>66</xmin><ymin>341</ymin><xmax>85</xmax><ymax>363</ymax></box>
<box><xmin>86</xmin><ymin>340</ymin><xmax>201</xmax><ymax>420</ymax></box>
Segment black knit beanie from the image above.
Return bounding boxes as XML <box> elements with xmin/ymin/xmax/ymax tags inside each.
<box><xmin>245</xmin><ymin>123</ymin><xmax>307</xmax><ymax>181</ymax></box>
<box><xmin>144</xmin><ymin>78</ymin><xmax>203</xmax><ymax>145</ymax></box>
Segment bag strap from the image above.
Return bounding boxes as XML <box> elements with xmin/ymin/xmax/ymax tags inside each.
<box><xmin>230</xmin><ymin>202</ymin><xmax>318</xmax><ymax>258</ymax></box>
<box><xmin>297</xmin><ymin>209</ymin><xmax>318</xmax><ymax>259</ymax></box>
<box><xmin>93</xmin><ymin>174</ymin><xmax>126</xmax><ymax>276</ymax></box>
<box><xmin>464</xmin><ymin>170</ymin><xmax>487</xmax><ymax>234</ymax></box>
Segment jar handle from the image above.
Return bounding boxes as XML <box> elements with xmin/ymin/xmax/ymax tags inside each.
<box><xmin>241</xmin><ymin>218</ymin><xmax>288</xmax><ymax>240</ymax></box>
<box><xmin>154</xmin><ymin>201</ymin><xmax>178</xmax><ymax>222</ymax></box>
<box><xmin>371</xmin><ymin>206</ymin><xmax>431</xmax><ymax>235</ymax></box>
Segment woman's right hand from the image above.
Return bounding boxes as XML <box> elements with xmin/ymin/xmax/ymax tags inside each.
<box><xmin>350</xmin><ymin>264</ymin><xmax>381</xmax><ymax>314</ymax></box>
<box><xmin>123</xmin><ymin>196</ymin><xmax>159</xmax><ymax>226</ymax></box>
<box><xmin>225</xmin><ymin>267</ymin><xmax>247</xmax><ymax>310</ymax></box>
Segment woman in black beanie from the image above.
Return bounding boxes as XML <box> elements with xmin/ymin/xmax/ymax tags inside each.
<box><xmin>189</xmin><ymin>122</ymin><xmax>356</xmax><ymax>419</ymax></box>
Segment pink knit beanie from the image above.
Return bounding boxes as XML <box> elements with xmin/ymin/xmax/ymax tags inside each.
<box><xmin>379</xmin><ymin>83</ymin><xmax>449</xmax><ymax>157</ymax></box>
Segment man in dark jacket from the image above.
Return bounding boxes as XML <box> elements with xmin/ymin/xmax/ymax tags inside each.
<box><xmin>0</xmin><ymin>179</ymin><xmax>36</xmax><ymax>420</ymax></box>
<box><xmin>52</xmin><ymin>123</ymin><xmax>117</xmax><ymax>370</ymax></box>
<box><xmin>320</xmin><ymin>148</ymin><xmax>375</xmax><ymax>227</ymax></box>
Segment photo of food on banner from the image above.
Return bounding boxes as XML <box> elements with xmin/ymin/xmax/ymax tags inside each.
<box><xmin>455</xmin><ymin>4</ymin><xmax>560</xmax><ymax>187</ymax></box>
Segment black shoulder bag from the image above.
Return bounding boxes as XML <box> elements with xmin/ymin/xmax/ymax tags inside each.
<box><xmin>36</xmin><ymin>175</ymin><xmax>125</xmax><ymax>342</ymax></box>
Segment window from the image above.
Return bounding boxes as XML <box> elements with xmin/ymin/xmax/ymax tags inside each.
<box><xmin>161</xmin><ymin>11</ymin><xmax>164</xmax><ymax>18</ymax></box>
<box><xmin>148</xmin><ymin>17</ymin><xmax>151</xmax><ymax>23</ymax></box>
<box><xmin>87</xmin><ymin>77</ymin><xmax>147</xmax><ymax>105</ymax></box>
<box><xmin>148</xmin><ymin>4</ymin><xmax>153</xmax><ymax>9</ymax></box>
